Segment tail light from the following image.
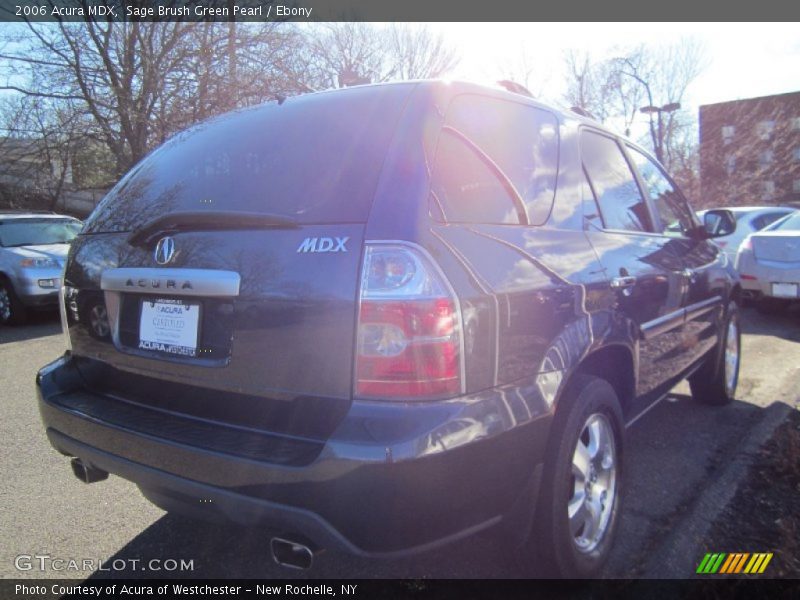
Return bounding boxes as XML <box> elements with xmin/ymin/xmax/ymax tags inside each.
<box><xmin>355</xmin><ymin>243</ymin><xmax>464</xmax><ymax>400</ymax></box>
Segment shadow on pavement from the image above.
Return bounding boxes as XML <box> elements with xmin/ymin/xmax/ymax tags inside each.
<box><xmin>0</xmin><ymin>310</ymin><xmax>61</xmax><ymax>345</ymax></box>
<box><xmin>740</xmin><ymin>305</ymin><xmax>800</xmax><ymax>343</ymax></box>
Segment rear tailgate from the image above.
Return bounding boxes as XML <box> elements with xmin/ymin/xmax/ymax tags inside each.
<box><xmin>62</xmin><ymin>84</ymin><xmax>415</xmax><ymax>439</ymax></box>
<box><xmin>68</xmin><ymin>226</ymin><xmax>363</xmax><ymax>400</ymax></box>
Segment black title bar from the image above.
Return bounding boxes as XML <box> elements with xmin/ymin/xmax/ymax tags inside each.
<box><xmin>1</xmin><ymin>0</ymin><xmax>800</xmax><ymax>22</ymax></box>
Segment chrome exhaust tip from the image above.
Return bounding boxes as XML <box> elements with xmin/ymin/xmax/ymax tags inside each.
<box><xmin>70</xmin><ymin>458</ymin><xmax>109</xmax><ymax>484</ymax></box>
<box><xmin>270</xmin><ymin>537</ymin><xmax>315</xmax><ymax>570</ymax></box>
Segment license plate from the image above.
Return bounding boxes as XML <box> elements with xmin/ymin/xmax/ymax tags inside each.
<box><xmin>772</xmin><ymin>283</ymin><xmax>799</xmax><ymax>298</ymax></box>
<box><xmin>139</xmin><ymin>299</ymin><xmax>200</xmax><ymax>357</ymax></box>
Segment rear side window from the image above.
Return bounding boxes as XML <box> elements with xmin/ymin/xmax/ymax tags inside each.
<box><xmin>432</xmin><ymin>94</ymin><xmax>559</xmax><ymax>225</ymax></box>
<box><xmin>581</xmin><ymin>131</ymin><xmax>652</xmax><ymax>233</ymax></box>
<box><xmin>430</xmin><ymin>131</ymin><xmax>523</xmax><ymax>224</ymax></box>
<box><xmin>83</xmin><ymin>86</ymin><xmax>413</xmax><ymax>233</ymax></box>
<box><xmin>627</xmin><ymin>146</ymin><xmax>695</xmax><ymax>236</ymax></box>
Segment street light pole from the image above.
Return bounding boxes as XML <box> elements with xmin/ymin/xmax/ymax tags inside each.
<box><xmin>640</xmin><ymin>102</ymin><xmax>681</xmax><ymax>164</ymax></box>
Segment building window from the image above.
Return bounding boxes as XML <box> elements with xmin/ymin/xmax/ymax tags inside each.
<box><xmin>794</xmin><ymin>179</ymin><xmax>800</xmax><ymax>193</ymax></box>
<box><xmin>763</xmin><ymin>181</ymin><xmax>775</xmax><ymax>199</ymax></box>
<box><xmin>725</xmin><ymin>154</ymin><xmax>736</xmax><ymax>175</ymax></box>
<box><xmin>759</xmin><ymin>150</ymin><xmax>774</xmax><ymax>167</ymax></box>
<box><xmin>757</xmin><ymin>120</ymin><xmax>775</xmax><ymax>140</ymax></box>
<box><xmin>721</xmin><ymin>125</ymin><xmax>735</xmax><ymax>144</ymax></box>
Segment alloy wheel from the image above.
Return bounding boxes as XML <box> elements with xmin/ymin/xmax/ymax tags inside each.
<box><xmin>568</xmin><ymin>413</ymin><xmax>617</xmax><ymax>554</ymax></box>
<box><xmin>0</xmin><ymin>286</ymin><xmax>11</xmax><ymax>322</ymax></box>
<box><xmin>724</xmin><ymin>319</ymin><xmax>739</xmax><ymax>395</ymax></box>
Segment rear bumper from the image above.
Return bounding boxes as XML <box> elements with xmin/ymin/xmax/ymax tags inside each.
<box><xmin>737</xmin><ymin>253</ymin><xmax>800</xmax><ymax>299</ymax></box>
<box><xmin>37</xmin><ymin>354</ymin><xmax>550</xmax><ymax>557</ymax></box>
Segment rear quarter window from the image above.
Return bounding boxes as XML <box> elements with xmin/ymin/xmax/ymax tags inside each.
<box><xmin>430</xmin><ymin>94</ymin><xmax>559</xmax><ymax>225</ymax></box>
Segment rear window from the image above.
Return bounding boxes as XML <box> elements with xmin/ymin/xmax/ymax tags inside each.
<box><xmin>771</xmin><ymin>213</ymin><xmax>800</xmax><ymax>231</ymax></box>
<box><xmin>84</xmin><ymin>85</ymin><xmax>413</xmax><ymax>233</ymax></box>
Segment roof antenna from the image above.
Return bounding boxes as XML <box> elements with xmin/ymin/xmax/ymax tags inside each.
<box><xmin>497</xmin><ymin>80</ymin><xmax>534</xmax><ymax>98</ymax></box>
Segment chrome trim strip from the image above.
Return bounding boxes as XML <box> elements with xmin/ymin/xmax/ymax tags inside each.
<box><xmin>685</xmin><ymin>296</ymin><xmax>722</xmax><ymax>322</ymax></box>
<box><xmin>640</xmin><ymin>307</ymin><xmax>685</xmax><ymax>341</ymax></box>
<box><xmin>625</xmin><ymin>393</ymin><xmax>667</xmax><ymax>429</ymax></box>
<box><xmin>100</xmin><ymin>268</ymin><xmax>241</xmax><ymax>297</ymax></box>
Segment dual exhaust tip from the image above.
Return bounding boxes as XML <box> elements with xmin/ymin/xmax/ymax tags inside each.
<box><xmin>70</xmin><ymin>458</ymin><xmax>316</xmax><ymax>570</ymax></box>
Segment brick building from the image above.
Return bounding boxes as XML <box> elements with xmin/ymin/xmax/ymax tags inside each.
<box><xmin>699</xmin><ymin>91</ymin><xmax>800</xmax><ymax>209</ymax></box>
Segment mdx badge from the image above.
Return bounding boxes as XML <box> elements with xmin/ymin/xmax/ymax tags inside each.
<box><xmin>297</xmin><ymin>237</ymin><xmax>349</xmax><ymax>253</ymax></box>
<box><xmin>154</xmin><ymin>236</ymin><xmax>176</xmax><ymax>265</ymax></box>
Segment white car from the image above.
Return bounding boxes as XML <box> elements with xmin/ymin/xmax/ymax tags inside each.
<box><xmin>698</xmin><ymin>206</ymin><xmax>795</xmax><ymax>263</ymax></box>
<box><xmin>735</xmin><ymin>211</ymin><xmax>800</xmax><ymax>309</ymax></box>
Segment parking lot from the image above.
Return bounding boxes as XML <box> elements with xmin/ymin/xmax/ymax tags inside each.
<box><xmin>1</xmin><ymin>306</ymin><xmax>798</xmax><ymax>579</ymax></box>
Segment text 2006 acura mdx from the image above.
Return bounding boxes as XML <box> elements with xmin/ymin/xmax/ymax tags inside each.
<box><xmin>37</xmin><ymin>81</ymin><xmax>741</xmax><ymax>577</ymax></box>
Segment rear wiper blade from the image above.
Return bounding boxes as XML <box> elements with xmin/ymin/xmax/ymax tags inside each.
<box><xmin>128</xmin><ymin>211</ymin><xmax>299</xmax><ymax>246</ymax></box>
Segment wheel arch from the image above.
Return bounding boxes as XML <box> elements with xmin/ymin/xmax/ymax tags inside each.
<box><xmin>557</xmin><ymin>344</ymin><xmax>636</xmax><ymax>419</ymax></box>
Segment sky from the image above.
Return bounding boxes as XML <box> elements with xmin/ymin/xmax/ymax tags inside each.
<box><xmin>428</xmin><ymin>22</ymin><xmax>800</xmax><ymax>114</ymax></box>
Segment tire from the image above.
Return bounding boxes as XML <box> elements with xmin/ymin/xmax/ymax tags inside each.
<box><xmin>689</xmin><ymin>300</ymin><xmax>740</xmax><ymax>406</ymax></box>
<box><xmin>0</xmin><ymin>277</ymin><xmax>27</xmax><ymax>326</ymax></box>
<box><xmin>518</xmin><ymin>374</ymin><xmax>624</xmax><ymax>578</ymax></box>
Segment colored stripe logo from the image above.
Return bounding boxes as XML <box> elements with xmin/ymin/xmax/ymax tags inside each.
<box><xmin>696</xmin><ymin>552</ymin><xmax>773</xmax><ymax>574</ymax></box>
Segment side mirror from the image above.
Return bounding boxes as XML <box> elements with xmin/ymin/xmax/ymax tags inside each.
<box><xmin>702</xmin><ymin>209</ymin><xmax>736</xmax><ymax>238</ymax></box>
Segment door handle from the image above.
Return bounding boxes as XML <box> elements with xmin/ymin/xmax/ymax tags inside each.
<box><xmin>611</xmin><ymin>276</ymin><xmax>637</xmax><ymax>289</ymax></box>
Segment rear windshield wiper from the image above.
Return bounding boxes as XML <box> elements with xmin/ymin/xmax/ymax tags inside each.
<box><xmin>128</xmin><ymin>211</ymin><xmax>299</xmax><ymax>246</ymax></box>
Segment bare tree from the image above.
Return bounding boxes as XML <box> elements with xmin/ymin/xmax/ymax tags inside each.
<box><xmin>562</xmin><ymin>39</ymin><xmax>707</xmax><ymax>199</ymax></box>
<box><xmin>562</xmin><ymin>49</ymin><xmax>614</xmax><ymax>123</ymax></box>
<box><xmin>297</xmin><ymin>23</ymin><xmax>458</xmax><ymax>91</ymax></box>
<box><xmin>498</xmin><ymin>43</ymin><xmax>553</xmax><ymax>100</ymax></box>
<box><xmin>0</xmin><ymin>94</ymin><xmax>84</xmax><ymax>210</ymax></box>
<box><xmin>0</xmin><ymin>22</ymin><xmax>306</xmax><ymax>179</ymax></box>
<box><xmin>609</xmin><ymin>40</ymin><xmax>706</xmax><ymax>167</ymax></box>
<box><xmin>388</xmin><ymin>25</ymin><xmax>459</xmax><ymax>81</ymax></box>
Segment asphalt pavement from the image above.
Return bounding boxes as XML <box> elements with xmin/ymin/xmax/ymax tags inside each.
<box><xmin>1</xmin><ymin>306</ymin><xmax>798</xmax><ymax>579</ymax></box>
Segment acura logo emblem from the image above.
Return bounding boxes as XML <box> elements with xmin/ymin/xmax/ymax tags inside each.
<box><xmin>154</xmin><ymin>236</ymin><xmax>176</xmax><ymax>265</ymax></box>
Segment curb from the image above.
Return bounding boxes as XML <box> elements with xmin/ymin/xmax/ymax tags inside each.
<box><xmin>641</xmin><ymin>401</ymin><xmax>794</xmax><ymax>578</ymax></box>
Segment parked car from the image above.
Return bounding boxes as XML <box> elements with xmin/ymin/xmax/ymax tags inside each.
<box><xmin>735</xmin><ymin>210</ymin><xmax>800</xmax><ymax>310</ymax></box>
<box><xmin>0</xmin><ymin>212</ymin><xmax>82</xmax><ymax>325</ymax></box>
<box><xmin>697</xmin><ymin>206</ymin><xmax>795</xmax><ymax>263</ymax></box>
<box><xmin>36</xmin><ymin>81</ymin><xmax>742</xmax><ymax>577</ymax></box>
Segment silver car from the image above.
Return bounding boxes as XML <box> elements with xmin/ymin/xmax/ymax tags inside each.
<box><xmin>735</xmin><ymin>211</ymin><xmax>800</xmax><ymax>309</ymax></box>
<box><xmin>0</xmin><ymin>212</ymin><xmax>82</xmax><ymax>325</ymax></box>
<box><xmin>698</xmin><ymin>206</ymin><xmax>795</xmax><ymax>263</ymax></box>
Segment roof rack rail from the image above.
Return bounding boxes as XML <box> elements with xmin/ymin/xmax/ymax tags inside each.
<box><xmin>497</xmin><ymin>80</ymin><xmax>534</xmax><ymax>99</ymax></box>
<box><xmin>570</xmin><ymin>106</ymin><xmax>597</xmax><ymax>120</ymax></box>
